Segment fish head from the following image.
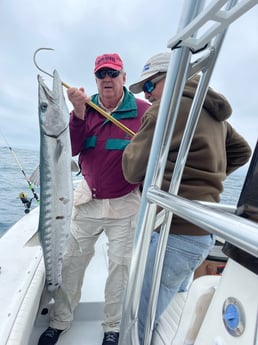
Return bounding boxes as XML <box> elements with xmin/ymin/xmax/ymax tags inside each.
<box><xmin>38</xmin><ymin>70</ymin><xmax>69</xmax><ymax>137</ymax></box>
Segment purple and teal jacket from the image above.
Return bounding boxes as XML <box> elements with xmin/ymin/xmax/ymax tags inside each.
<box><xmin>69</xmin><ymin>87</ymin><xmax>150</xmax><ymax>199</ymax></box>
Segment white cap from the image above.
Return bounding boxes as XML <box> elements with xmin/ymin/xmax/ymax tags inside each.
<box><xmin>129</xmin><ymin>52</ymin><xmax>171</xmax><ymax>94</ymax></box>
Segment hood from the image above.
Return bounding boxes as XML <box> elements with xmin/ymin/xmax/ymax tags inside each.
<box><xmin>183</xmin><ymin>75</ymin><xmax>232</xmax><ymax>121</ymax></box>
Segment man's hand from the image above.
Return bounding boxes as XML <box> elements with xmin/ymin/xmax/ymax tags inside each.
<box><xmin>67</xmin><ymin>87</ymin><xmax>90</xmax><ymax>120</ymax></box>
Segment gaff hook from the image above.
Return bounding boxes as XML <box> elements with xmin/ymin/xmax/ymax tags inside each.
<box><xmin>33</xmin><ymin>48</ymin><xmax>70</xmax><ymax>88</ymax></box>
<box><xmin>33</xmin><ymin>48</ymin><xmax>54</xmax><ymax>78</ymax></box>
<box><xmin>33</xmin><ymin>48</ymin><xmax>135</xmax><ymax>137</ymax></box>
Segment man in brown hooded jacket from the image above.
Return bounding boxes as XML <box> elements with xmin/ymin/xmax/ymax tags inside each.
<box><xmin>122</xmin><ymin>51</ymin><xmax>252</xmax><ymax>344</ymax></box>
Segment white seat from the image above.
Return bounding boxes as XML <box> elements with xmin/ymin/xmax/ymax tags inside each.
<box><xmin>152</xmin><ymin>275</ymin><xmax>220</xmax><ymax>345</ymax></box>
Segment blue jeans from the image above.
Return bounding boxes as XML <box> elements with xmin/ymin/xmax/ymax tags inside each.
<box><xmin>138</xmin><ymin>231</ymin><xmax>214</xmax><ymax>344</ymax></box>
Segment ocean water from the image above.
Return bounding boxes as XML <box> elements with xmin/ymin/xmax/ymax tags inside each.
<box><xmin>0</xmin><ymin>146</ymin><xmax>246</xmax><ymax>238</ymax></box>
<box><xmin>0</xmin><ymin>147</ymin><xmax>40</xmax><ymax>236</ymax></box>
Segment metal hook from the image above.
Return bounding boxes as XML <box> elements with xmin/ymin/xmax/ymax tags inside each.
<box><xmin>33</xmin><ymin>47</ymin><xmax>70</xmax><ymax>89</ymax></box>
<box><xmin>33</xmin><ymin>48</ymin><xmax>55</xmax><ymax>79</ymax></box>
<box><xmin>32</xmin><ymin>47</ymin><xmax>135</xmax><ymax>137</ymax></box>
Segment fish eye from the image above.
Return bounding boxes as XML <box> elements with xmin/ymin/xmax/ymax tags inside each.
<box><xmin>40</xmin><ymin>102</ymin><xmax>48</xmax><ymax>112</ymax></box>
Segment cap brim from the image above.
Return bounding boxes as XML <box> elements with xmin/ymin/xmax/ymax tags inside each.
<box><xmin>129</xmin><ymin>71</ymin><xmax>159</xmax><ymax>94</ymax></box>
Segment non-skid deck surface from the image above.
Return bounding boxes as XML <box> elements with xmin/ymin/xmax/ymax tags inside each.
<box><xmin>30</xmin><ymin>302</ymin><xmax>105</xmax><ymax>345</ymax></box>
<box><xmin>29</xmin><ymin>232</ymin><xmax>108</xmax><ymax>345</ymax></box>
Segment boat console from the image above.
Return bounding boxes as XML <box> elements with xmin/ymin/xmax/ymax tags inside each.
<box><xmin>223</xmin><ymin>140</ymin><xmax>258</xmax><ymax>275</ymax></box>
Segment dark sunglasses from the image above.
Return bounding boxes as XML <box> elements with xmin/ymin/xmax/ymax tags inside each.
<box><xmin>95</xmin><ymin>69</ymin><xmax>121</xmax><ymax>79</ymax></box>
<box><xmin>142</xmin><ymin>74</ymin><xmax>166</xmax><ymax>93</ymax></box>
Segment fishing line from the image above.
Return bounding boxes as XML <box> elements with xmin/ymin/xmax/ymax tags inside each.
<box><xmin>0</xmin><ymin>129</ymin><xmax>40</xmax><ymax>212</ymax></box>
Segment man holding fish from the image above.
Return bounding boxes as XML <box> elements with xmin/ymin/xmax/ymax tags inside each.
<box><xmin>38</xmin><ymin>53</ymin><xmax>149</xmax><ymax>345</ymax></box>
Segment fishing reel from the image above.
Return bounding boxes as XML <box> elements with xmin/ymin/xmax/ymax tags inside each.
<box><xmin>19</xmin><ymin>192</ymin><xmax>32</xmax><ymax>214</ymax></box>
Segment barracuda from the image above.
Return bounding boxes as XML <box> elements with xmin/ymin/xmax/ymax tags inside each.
<box><xmin>37</xmin><ymin>70</ymin><xmax>73</xmax><ymax>292</ymax></box>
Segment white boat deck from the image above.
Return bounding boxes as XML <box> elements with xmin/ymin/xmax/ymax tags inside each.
<box><xmin>29</xmin><ymin>219</ymin><xmax>109</xmax><ymax>345</ymax></box>
<box><xmin>30</xmin><ymin>303</ymin><xmax>105</xmax><ymax>345</ymax></box>
<box><xmin>29</xmin><ymin>224</ymin><xmax>109</xmax><ymax>345</ymax></box>
<box><xmin>0</xmin><ymin>206</ymin><xmax>109</xmax><ymax>345</ymax></box>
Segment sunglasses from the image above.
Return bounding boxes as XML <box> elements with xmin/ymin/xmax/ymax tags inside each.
<box><xmin>142</xmin><ymin>74</ymin><xmax>166</xmax><ymax>93</ymax></box>
<box><xmin>95</xmin><ymin>69</ymin><xmax>121</xmax><ymax>79</ymax></box>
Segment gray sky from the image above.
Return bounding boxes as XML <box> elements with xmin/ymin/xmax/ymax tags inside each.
<box><xmin>0</xmin><ymin>0</ymin><xmax>257</xmax><ymax>157</ymax></box>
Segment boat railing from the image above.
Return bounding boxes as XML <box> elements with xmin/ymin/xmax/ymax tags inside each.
<box><xmin>119</xmin><ymin>1</ymin><xmax>258</xmax><ymax>345</ymax></box>
<box><xmin>148</xmin><ymin>189</ymin><xmax>258</xmax><ymax>257</ymax></box>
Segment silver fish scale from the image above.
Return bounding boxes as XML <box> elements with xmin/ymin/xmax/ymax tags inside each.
<box><xmin>38</xmin><ymin>70</ymin><xmax>73</xmax><ymax>292</ymax></box>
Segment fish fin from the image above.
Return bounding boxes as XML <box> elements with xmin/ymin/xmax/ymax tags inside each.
<box><xmin>24</xmin><ymin>231</ymin><xmax>40</xmax><ymax>247</ymax></box>
<box><xmin>31</xmin><ymin>159</ymin><xmax>79</xmax><ymax>181</ymax></box>
<box><xmin>30</xmin><ymin>165</ymin><xmax>40</xmax><ymax>186</ymax></box>
<box><xmin>38</xmin><ymin>285</ymin><xmax>54</xmax><ymax>312</ymax></box>
<box><xmin>71</xmin><ymin>159</ymin><xmax>80</xmax><ymax>172</ymax></box>
<box><xmin>56</xmin><ymin>139</ymin><xmax>64</xmax><ymax>161</ymax></box>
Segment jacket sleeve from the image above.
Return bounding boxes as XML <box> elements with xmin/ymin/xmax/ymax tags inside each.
<box><xmin>122</xmin><ymin>104</ymin><xmax>158</xmax><ymax>184</ymax></box>
<box><xmin>226</xmin><ymin>122</ymin><xmax>252</xmax><ymax>175</ymax></box>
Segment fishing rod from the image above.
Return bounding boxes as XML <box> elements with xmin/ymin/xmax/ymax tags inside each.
<box><xmin>33</xmin><ymin>48</ymin><xmax>136</xmax><ymax>137</ymax></box>
<box><xmin>0</xmin><ymin>129</ymin><xmax>40</xmax><ymax>213</ymax></box>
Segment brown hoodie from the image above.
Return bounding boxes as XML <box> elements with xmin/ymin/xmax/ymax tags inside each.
<box><xmin>122</xmin><ymin>77</ymin><xmax>252</xmax><ymax>235</ymax></box>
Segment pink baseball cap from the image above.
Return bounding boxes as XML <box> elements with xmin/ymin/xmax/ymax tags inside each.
<box><xmin>94</xmin><ymin>53</ymin><xmax>124</xmax><ymax>72</ymax></box>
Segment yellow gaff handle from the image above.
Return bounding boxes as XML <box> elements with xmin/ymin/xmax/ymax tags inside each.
<box><xmin>61</xmin><ymin>80</ymin><xmax>135</xmax><ymax>137</ymax></box>
<box><xmin>33</xmin><ymin>48</ymin><xmax>136</xmax><ymax>137</ymax></box>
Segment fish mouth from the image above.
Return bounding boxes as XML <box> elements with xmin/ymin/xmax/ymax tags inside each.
<box><xmin>38</xmin><ymin>70</ymin><xmax>63</xmax><ymax>101</ymax></box>
<box><xmin>38</xmin><ymin>69</ymin><xmax>69</xmax><ymax>138</ymax></box>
